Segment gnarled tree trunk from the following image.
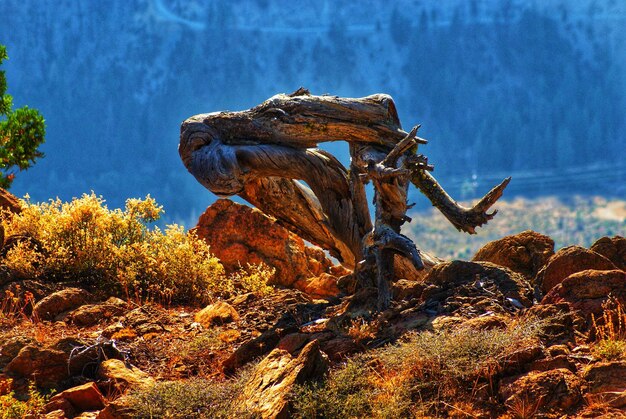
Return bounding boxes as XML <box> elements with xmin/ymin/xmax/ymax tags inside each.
<box><xmin>180</xmin><ymin>88</ymin><xmax>509</xmax><ymax>310</ymax></box>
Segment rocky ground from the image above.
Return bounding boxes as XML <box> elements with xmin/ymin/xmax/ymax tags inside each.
<box><xmin>0</xmin><ymin>194</ymin><xmax>625</xmax><ymax>418</ymax></box>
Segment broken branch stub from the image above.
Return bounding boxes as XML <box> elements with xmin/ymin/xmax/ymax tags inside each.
<box><xmin>180</xmin><ymin>89</ymin><xmax>510</xmax><ymax>310</ymax></box>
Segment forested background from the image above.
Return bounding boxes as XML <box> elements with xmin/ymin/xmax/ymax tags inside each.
<box><xmin>2</xmin><ymin>0</ymin><xmax>625</xmax><ymax>224</ymax></box>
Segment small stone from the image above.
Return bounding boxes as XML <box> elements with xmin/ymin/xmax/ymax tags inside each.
<box><xmin>47</xmin><ymin>382</ymin><xmax>105</xmax><ymax>414</ymax></box>
<box><xmin>195</xmin><ymin>301</ymin><xmax>239</xmax><ymax>327</ymax></box>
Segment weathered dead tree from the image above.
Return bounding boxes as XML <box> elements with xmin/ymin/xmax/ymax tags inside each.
<box><xmin>180</xmin><ymin>88</ymin><xmax>510</xmax><ymax>310</ymax></box>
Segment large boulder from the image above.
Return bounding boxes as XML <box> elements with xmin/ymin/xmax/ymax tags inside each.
<box><xmin>535</xmin><ymin>246</ymin><xmax>617</xmax><ymax>294</ymax></box>
<box><xmin>583</xmin><ymin>361</ymin><xmax>626</xmax><ymax>408</ymax></box>
<box><xmin>193</xmin><ymin>199</ymin><xmax>345</xmax><ymax>295</ymax></box>
<box><xmin>6</xmin><ymin>338</ymin><xmax>83</xmax><ymax>389</ymax></box>
<box><xmin>472</xmin><ymin>230</ymin><xmax>554</xmax><ymax>279</ymax></box>
<box><xmin>240</xmin><ymin>340</ymin><xmax>328</xmax><ymax>418</ymax></box>
<box><xmin>33</xmin><ymin>287</ymin><xmax>92</xmax><ymax>321</ymax></box>
<box><xmin>590</xmin><ymin>236</ymin><xmax>626</xmax><ymax>271</ymax></box>
<box><xmin>421</xmin><ymin>261</ymin><xmax>534</xmax><ymax>316</ymax></box>
<box><xmin>541</xmin><ymin>269</ymin><xmax>626</xmax><ymax>319</ymax></box>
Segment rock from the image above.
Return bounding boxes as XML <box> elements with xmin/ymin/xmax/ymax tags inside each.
<box><xmin>277</xmin><ymin>333</ymin><xmax>310</xmax><ymax>354</ymax></box>
<box><xmin>0</xmin><ymin>336</ymin><xmax>35</xmax><ymax>368</ymax></box>
<box><xmin>583</xmin><ymin>361</ymin><xmax>626</xmax><ymax>408</ymax></box>
<box><xmin>0</xmin><ymin>187</ymin><xmax>22</xmax><ymax>214</ymax></box>
<box><xmin>1</xmin><ymin>280</ymin><xmax>58</xmax><ymax>311</ymax></box>
<box><xmin>535</xmin><ymin>246</ymin><xmax>618</xmax><ymax>294</ymax></box>
<box><xmin>293</xmin><ymin>273</ymin><xmax>340</xmax><ymax>298</ymax></box>
<box><xmin>583</xmin><ymin>361</ymin><xmax>626</xmax><ymax>393</ymax></box>
<box><xmin>421</xmin><ymin>261</ymin><xmax>533</xmax><ymax>316</ymax></box>
<box><xmin>320</xmin><ymin>336</ymin><xmax>363</xmax><ymax>362</ymax></box>
<box><xmin>194</xmin><ymin>301</ymin><xmax>239</xmax><ymax>327</ymax></box>
<box><xmin>69</xmin><ymin>297</ymin><xmax>127</xmax><ymax>327</ymax></box>
<box><xmin>97</xmin><ymin>359</ymin><xmax>154</xmax><ymax>394</ymax></box>
<box><xmin>473</xmin><ymin>230</ymin><xmax>555</xmax><ymax>279</ymax></box>
<box><xmin>192</xmin><ymin>199</ymin><xmax>345</xmax><ymax>292</ymax></box>
<box><xmin>462</xmin><ymin>314</ymin><xmax>508</xmax><ymax>331</ymax></box>
<box><xmin>222</xmin><ymin>329</ymin><xmax>282</xmax><ymax>375</ymax></box>
<box><xmin>591</xmin><ymin>236</ymin><xmax>626</xmax><ymax>271</ymax></box>
<box><xmin>241</xmin><ymin>340</ymin><xmax>328</xmax><ymax>418</ymax></box>
<box><xmin>5</xmin><ymin>338</ymin><xmax>83</xmax><ymax>389</ymax></box>
<box><xmin>526</xmin><ymin>302</ymin><xmax>585</xmax><ymax>345</ymax></box>
<box><xmin>46</xmin><ymin>382</ymin><xmax>105</xmax><ymax>414</ymax></box>
<box><xmin>95</xmin><ymin>396</ymin><xmax>136</xmax><ymax>419</ymax></box>
<box><xmin>44</xmin><ymin>410</ymin><xmax>68</xmax><ymax>419</ymax></box>
<box><xmin>500</xmin><ymin>368</ymin><xmax>583</xmax><ymax>413</ymax></box>
<box><xmin>391</xmin><ymin>279</ymin><xmax>424</xmax><ymax>302</ymax></box>
<box><xmin>529</xmin><ymin>355</ymin><xmax>577</xmax><ymax>373</ymax></box>
<box><xmin>541</xmin><ymin>270</ymin><xmax>626</xmax><ymax>319</ymax></box>
<box><xmin>33</xmin><ymin>287</ymin><xmax>92</xmax><ymax>321</ymax></box>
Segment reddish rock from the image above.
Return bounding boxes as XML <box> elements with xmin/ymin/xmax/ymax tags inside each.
<box><xmin>391</xmin><ymin>279</ymin><xmax>424</xmax><ymax>302</ymax></box>
<box><xmin>192</xmin><ymin>199</ymin><xmax>345</xmax><ymax>293</ymax></box>
<box><xmin>0</xmin><ymin>336</ymin><xmax>35</xmax><ymax>368</ymax></box>
<box><xmin>97</xmin><ymin>359</ymin><xmax>154</xmax><ymax>394</ymax></box>
<box><xmin>277</xmin><ymin>333</ymin><xmax>310</xmax><ymax>354</ymax></box>
<box><xmin>195</xmin><ymin>301</ymin><xmax>239</xmax><ymax>327</ymax></box>
<box><xmin>320</xmin><ymin>336</ymin><xmax>363</xmax><ymax>362</ymax></box>
<box><xmin>241</xmin><ymin>340</ymin><xmax>328</xmax><ymax>418</ymax></box>
<box><xmin>500</xmin><ymin>368</ymin><xmax>582</xmax><ymax>413</ymax></box>
<box><xmin>293</xmin><ymin>273</ymin><xmax>340</xmax><ymax>298</ymax></box>
<box><xmin>535</xmin><ymin>245</ymin><xmax>617</xmax><ymax>294</ymax></box>
<box><xmin>69</xmin><ymin>297</ymin><xmax>127</xmax><ymax>327</ymax></box>
<box><xmin>33</xmin><ymin>287</ymin><xmax>92</xmax><ymax>321</ymax></box>
<box><xmin>6</xmin><ymin>341</ymin><xmax>74</xmax><ymax>389</ymax></box>
<box><xmin>526</xmin><ymin>303</ymin><xmax>585</xmax><ymax>344</ymax></box>
<box><xmin>46</xmin><ymin>382</ymin><xmax>105</xmax><ymax>414</ymax></box>
<box><xmin>473</xmin><ymin>230</ymin><xmax>555</xmax><ymax>279</ymax></box>
<box><xmin>583</xmin><ymin>361</ymin><xmax>626</xmax><ymax>408</ymax></box>
<box><xmin>541</xmin><ymin>270</ymin><xmax>626</xmax><ymax>319</ymax></box>
<box><xmin>591</xmin><ymin>236</ymin><xmax>626</xmax><ymax>271</ymax></box>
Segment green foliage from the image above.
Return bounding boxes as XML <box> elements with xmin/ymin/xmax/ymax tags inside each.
<box><xmin>0</xmin><ymin>44</ymin><xmax>45</xmax><ymax>188</ymax></box>
<box><xmin>0</xmin><ymin>383</ymin><xmax>48</xmax><ymax>419</ymax></box>
<box><xmin>128</xmin><ymin>375</ymin><xmax>256</xmax><ymax>418</ymax></box>
<box><xmin>1</xmin><ymin>193</ymin><xmax>274</xmax><ymax>305</ymax></box>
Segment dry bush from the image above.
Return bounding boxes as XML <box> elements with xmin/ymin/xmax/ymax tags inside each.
<box><xmin>127</xmin><ymin>370</ymin><xmax>256</xmax><ymax>419</ymax></box>
<box><xmin>0</xmin><ymin>193</ymin><xmax>274</xmax><ymax>306</ymax></box>
<box><xmin>590</xmin><ymin>297</ymin><xmax>626</xmax><ymax>361</ymax></box>
<box><xmin>292</xmin><ymin>315</ymin><xmax>548</xmax><ymax>418</ymax></box>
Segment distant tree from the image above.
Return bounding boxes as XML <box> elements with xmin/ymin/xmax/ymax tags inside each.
<box><xmin>0</xmin><ymin>44</ymin><xmax>45</xmax><ymax>189</ymax></box>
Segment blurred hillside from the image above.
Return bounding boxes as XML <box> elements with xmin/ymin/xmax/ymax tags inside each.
<box><xmin>2</xmin><ymin>0</ymin><xmax>625</xmax><ymax>223</ymax></box>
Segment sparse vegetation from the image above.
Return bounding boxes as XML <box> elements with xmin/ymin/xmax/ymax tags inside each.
<box><xmin>127</xmin><ymin>373</ymin><xmax>255</xmax><ymax>419</ymax></box>
<box><xmin>292</xmin><ymin>315</ymin><xmax>548</xmax><ymax>417</ymax></box>
<box><xmin>590</xmin><ymin>297</ymin><xmax>626</xmax><ymax>361</ymax></box>
<box><xmin>0</xmin><ymin>193</ymin><xmax>274</xmax><ymax>306</ymax></box>
<box><xmin>0</xmin><ymin>382</ymin><xmax>48</xmax><ymax>419</ymax></box>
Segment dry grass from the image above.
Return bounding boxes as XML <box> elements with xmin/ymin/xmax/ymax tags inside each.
<box><xmin>590</xmin><ymin>297</ymin><xmax>626</xmax><ymax>361</ymax></box>
<box><xmin>292</xmin><ymin>314</ymin><xmax>548</xmax><ymax>418</ymax></box>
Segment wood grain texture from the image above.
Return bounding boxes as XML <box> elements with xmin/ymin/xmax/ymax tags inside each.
<box><xmin>180</xmin><ymin>89</ymin><xmax>509</xmax><ymax>309</ymax></box>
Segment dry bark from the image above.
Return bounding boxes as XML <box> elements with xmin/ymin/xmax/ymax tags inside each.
<box><xmin>180</xmin><ymin>88</ymin><xmax>509</xmax><ymax>309</ymax></box>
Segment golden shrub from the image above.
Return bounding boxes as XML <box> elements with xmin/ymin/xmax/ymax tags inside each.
<box><xmin>0</xmin><ymin>193</ymin><xmax>269</xmax><ymax>306</ymax></box>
